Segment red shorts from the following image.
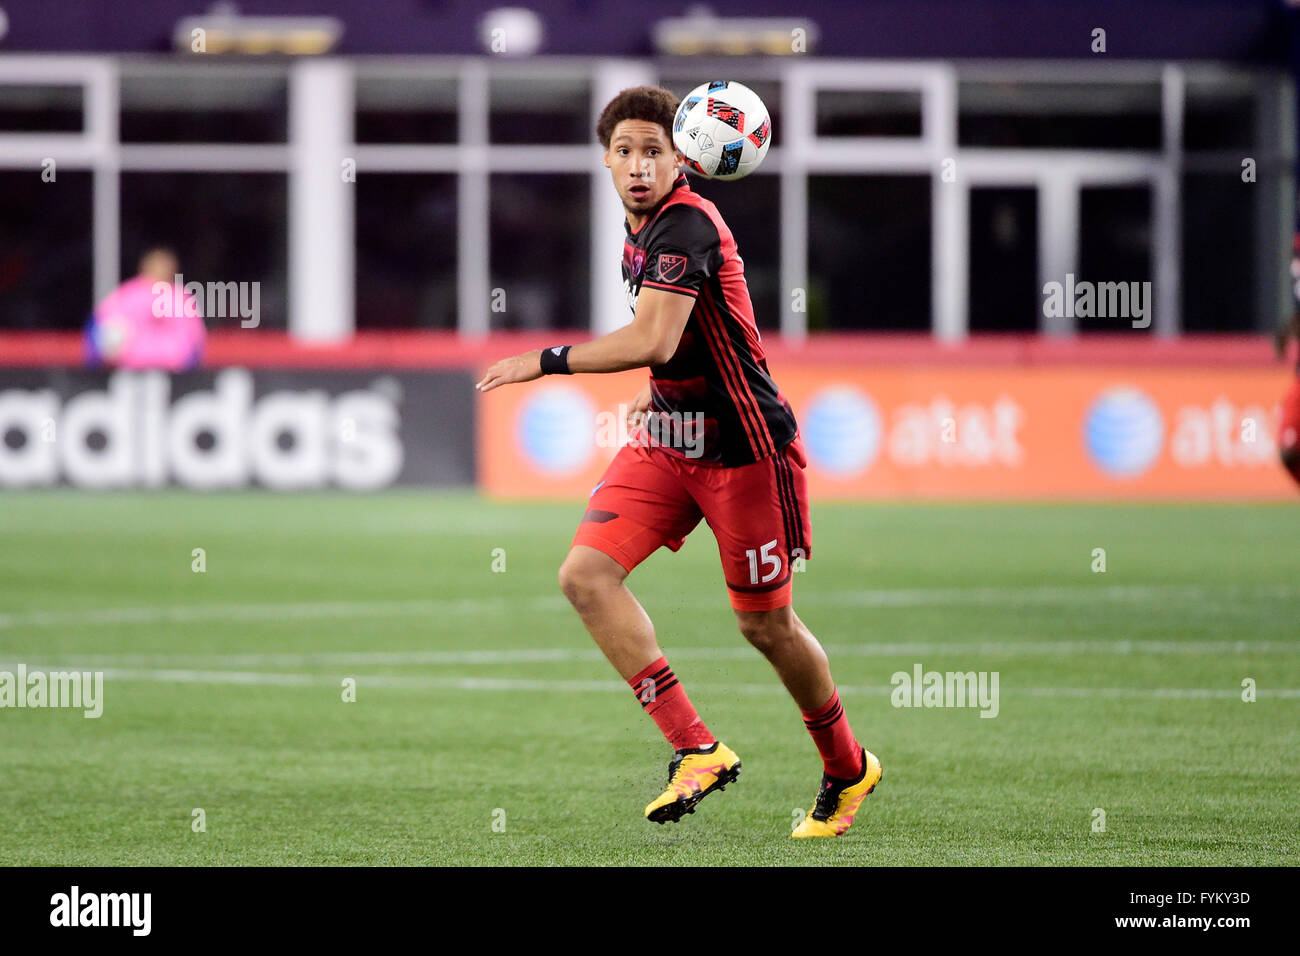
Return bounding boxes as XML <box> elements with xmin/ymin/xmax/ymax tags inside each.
<box><xmin>572</xmin><ymin>437</ymin><xmax>812</xmax><ymax>612</ymax></box>
<box><xmin>1279</xmin><ymin>379</ymin><xmax>1300</xmax><ymax>455</ymax></box>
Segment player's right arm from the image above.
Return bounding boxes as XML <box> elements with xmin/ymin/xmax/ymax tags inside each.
<box><xmin>475</xmin><ymin>204</ymin><xmax>717</xmax><ymax>392</ymax></box>
<box><xmin>475</xmin><ymin>287</ymin><xmax>691</xmax><ymax>391</ymax></box>
<box><xmin>567</xmin><ymin>288</ymin><xmax>692</xmax><ymax>371</ymax></box>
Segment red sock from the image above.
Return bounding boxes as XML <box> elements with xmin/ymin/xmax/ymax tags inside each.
<box><xmin>801</xmin><ymin>688</ymin><xmax>863</xmax><ymax>779</ymax></box>
<box><xmin>628</xmin><ymin>656</ymin><xmax>714</xmax><ymax>751</ymax></box>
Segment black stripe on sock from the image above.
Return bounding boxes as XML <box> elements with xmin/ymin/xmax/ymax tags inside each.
<box><xmin>805</xmin><ymin>703</ymin><xmax>844</xmax><ymax>730</ymax></box>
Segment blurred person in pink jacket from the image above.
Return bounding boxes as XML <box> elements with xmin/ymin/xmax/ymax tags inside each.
<box><xmin>85</xmin><ymin>248</ymin><xmax>205</xmax><ymax>372</ymax></box>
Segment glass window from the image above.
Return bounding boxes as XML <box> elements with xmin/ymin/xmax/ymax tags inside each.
<box><xmin>1184</xmin><ymin>78</ymin><xmax>1257</xmax><ymax>151</ymax></box>
<box><xmin>1182</xmin><ymin>174</ymin><xmax>1254</xmax><ymax>333</ymax></box>
<box><xmin>1077</xmin><ymin>185</ymin><xmax>1152</xmax><ymax>333</ymax></box>
<box><xmin>959</xmin><ymin>81</ymin><xmax>1162</xmax><ymax>149</ymax></box>
<box><xmin>0</xmin><ymin>83</ymin><xmax>82</xmax><ymax>133</ymax></box>
<box><xmin>355</xmin><ymin>174</ymin><xmax>458</xmax><ymax>329</ymax></box>
<box><xmin>685</xmin><ymin>174</ymin><xmax>780</xmax><ymax>331</ymax></box>
<box><xmin>356</xmin><ymin>71</ymin><xmax>458</xmax><ymax>144</ymax></box>
<box><xmin>969</xmin><ymin>187</ymin><xmax>1039</xmax><ymax>332</ymax></box>
<box><xmin>0</xmin><ymin>170</ymin><xmax>92</xmax><ymax>330</ymax></box>
<box><xmin>816</xmin><ymin>89</ymin><xmax>922</xmax><ymax>138</ymax></box>
<box><xmin>807</xmin><ymin>175</ymin><xmax>931</xmax><ymax>331</ymax></box>
<box><xmin>120</xmin><ymin>65</ymin><xmax>288</xmax><ymax>143</ymax></box>
<box><xmin>489</xmin><ymin>74</ymin><xmax>590</xmax><ymax>145</ymax></box>
<box><xmin>489</xmin><ymin>174</ymin><xmax>589</xmax><ymax>330</ymax></box>
<box><xmin>120</xmin><ymin>172</ymin><xmax>288</xmax><ymax>331</ymax></box>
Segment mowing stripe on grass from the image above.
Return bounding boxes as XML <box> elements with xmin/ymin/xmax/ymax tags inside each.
<box><xmin>14</xmin><ymin>639</ymin><xmax>1297</xmax><ymax>669</ymax></box>
<box><xmin>5</xmin><ymin>662</ymin><xmax>1298</xmax><ymax>699</ymax></box>
<box><xmin>1</xmin><ymin>582</ymin><xmax>1294</xmax><ymax>631</ymax></box>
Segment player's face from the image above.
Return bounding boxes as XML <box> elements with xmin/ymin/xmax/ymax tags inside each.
<box><xmin>604</xmin><ymin>120</ymin><xmax>681</xmax><ymax>219</ymax></box>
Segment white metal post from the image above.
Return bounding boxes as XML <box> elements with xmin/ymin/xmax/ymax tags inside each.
<box><xmin>1154</xmin><ymin>64</ymin><xmax>1184</xmax><ymax>338</ymax></box>
<box><xmin>89</xmin><ymin>58</ymin><xmax>120</xmax><ymax>303</ymax></box>
<box><xmin>1038</xmin><ymin>172</ymin><xmax>1080</xmax><ymax>336</ymax></box>
<box><xmin>591</xmin><ymin>60</ymin><xmax>654</xmax><ymax>335</ymax></box>
<box><xmin>781</xmin><ymin>63</ymin><xmax>812</xmax><ymax>341</ymax></box>
<box><xmin>289</xmin><ymin>58</ymin><xmax>354</xmax><ymax>342</ymax></box>
<box><xmin>929</xmin><ymin>64</ymin><xmax>966</xmax><ymax>341</ymax></box>
<box><xmin>457</xmin><ymin>59</ymin><xmax>491</xmax><ymax>338</ymax></box>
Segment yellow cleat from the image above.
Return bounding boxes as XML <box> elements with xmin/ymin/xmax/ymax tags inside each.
<box><xmin>645</xmin><ymin>741</ymin><xmax>741</xmax><ymax>824</ymax></box>
<box><xmin>791</xmin><ymin>746</ymin><xmax>882</xmax><ymax>838</ymax></box>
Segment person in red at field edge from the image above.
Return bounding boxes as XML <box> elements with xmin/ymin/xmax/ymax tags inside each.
<box><xmin>1274</xmin><ymin>311</ymin><xmax>1300</xmax><ymax>487</ymax></box>
<box><xmin>476</xmin><ymin>87</ymin><xmax>882</xmax><ymax>837</ymax></box>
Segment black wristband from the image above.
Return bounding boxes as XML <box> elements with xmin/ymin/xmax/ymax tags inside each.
<box><xmin>539</xmin><ymin>345</ymin><xmax>572</xmax><ymax>375</ymax></box>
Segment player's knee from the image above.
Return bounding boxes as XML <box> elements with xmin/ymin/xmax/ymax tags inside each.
<box><xmin>558</xmin><ymin>550</ymin><xmax>618</xmax><ymax>611</ymax></box>
<box><xmin>736</xmin><ymin>609</ymin><xmax>798</xmax><ymax>656</ymax></box>
<box><xmin>557</xmin><ymin>558</ymin><xmax>588</xmax><ymax>608</ymax></box>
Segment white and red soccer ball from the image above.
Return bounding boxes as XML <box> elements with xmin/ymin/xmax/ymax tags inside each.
<box><xmin>672</xmin><ymin>81</ymin><xmax>772</xmax><ymax>181</ymax></box>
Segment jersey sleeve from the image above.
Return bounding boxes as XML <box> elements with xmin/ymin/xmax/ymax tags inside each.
<box><xmin>642</xmin><ymin>205</ymin><xmax>722</xmax><ymax>298</ymax></box>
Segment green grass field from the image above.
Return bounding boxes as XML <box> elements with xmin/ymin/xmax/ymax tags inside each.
<box><xmin>1</xmin><ymin>492</ymin><xmax>1297</xmax><ymax>866</ymax></box>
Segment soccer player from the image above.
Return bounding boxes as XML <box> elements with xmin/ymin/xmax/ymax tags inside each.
<box><xmin>85</xmin><ymin>247</ymin><xmax>205</xmax><ymax>372</ymax></box>
<box><xmin>476</xmin><ymin>87</ymin><xmax>881</xmax><ymax>837</ymax></box>
<box><xmin>1275</xmin><ymin>311</ymin><xmax>1300</xmax><ymax>487</ymax></box>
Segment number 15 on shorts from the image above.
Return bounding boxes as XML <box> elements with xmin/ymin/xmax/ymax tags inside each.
<box><xmin>746</xmin><ymin>539</ymin><xmax>782</xmax><ymax>585</ymax></box>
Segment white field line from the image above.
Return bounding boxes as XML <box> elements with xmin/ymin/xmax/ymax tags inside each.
<box><xmin>1</xmin><ymin>583</ymin><xmax>1296</xmax><ymax>632</ymax></box>
<box><xmin>13</xmin><ymin>639</ymin><xmax>1299</xmax><ymax>669</ymax></box>
<box><xmin>0</xmin><ymin>597</ymin><xmax>549</xmax><ymax>630</ymax></box>
<box><xmin>3</xmin><ymin>663</ymin><xmax>1298</xmax><ymax>700</ymax></box>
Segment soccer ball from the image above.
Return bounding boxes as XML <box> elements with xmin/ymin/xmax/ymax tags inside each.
<box><xmin>672</xmin><ymin>81</ymin><xmax>772</xmax><ymax>181</ymax></box>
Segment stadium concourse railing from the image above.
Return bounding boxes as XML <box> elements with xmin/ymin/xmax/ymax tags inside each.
<box><xmin>0</xmin><ymin>331</ymin><xmax>1292</xmax><ymax>499</ymax></box>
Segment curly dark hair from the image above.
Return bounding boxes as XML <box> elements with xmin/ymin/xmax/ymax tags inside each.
<box><xmin>595</xmin><ymin>86</ymin><xmax>679</xmax><ymax>149</ymax></box>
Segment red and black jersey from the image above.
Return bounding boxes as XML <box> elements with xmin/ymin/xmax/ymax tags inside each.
<box><xmin>621</xmin><ymin>171</ymin><xmax>798</xmax><ymax>467</ymax></box>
